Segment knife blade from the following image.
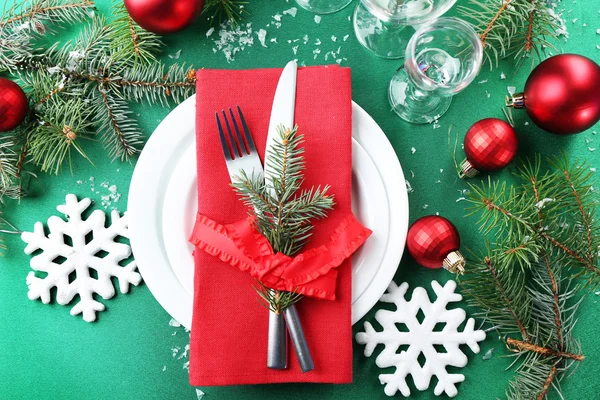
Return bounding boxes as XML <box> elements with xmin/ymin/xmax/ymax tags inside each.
<box><xmin>264</xmin><ymin>61</ymin><xmax>314</xmax><ymax>373</ymax></box>
<box><xmin>265</xmin><ymin>60</ymin><xmax>297</xmax><ymax>186</ymax></box>
<box><xmin>265</xmin><ymin>61</ymin><xmax>297</xmax><ymax>370</ymax></box>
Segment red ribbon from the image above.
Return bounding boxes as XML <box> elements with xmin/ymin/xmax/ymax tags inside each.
<box><xmin>189</xmin><ymin>213</ymin><xmax>372</xmax><ymax>300</ymax></box>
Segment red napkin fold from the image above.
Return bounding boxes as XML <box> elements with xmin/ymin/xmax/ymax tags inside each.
<box><xmin>190</xmin><ymin>65</ymin><xmax>354</xmax><ymax>386</ymax></box>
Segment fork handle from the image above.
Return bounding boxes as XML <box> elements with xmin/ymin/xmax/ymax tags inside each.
<box><xmin>284</xmin><ymin>305</ymin><xmax>314</xmax><ymax>373</ymax></box>
<box><xmin>267</xmin><ymin>308</ymin><xmax>287</xmax><ymax>369</ymax></box>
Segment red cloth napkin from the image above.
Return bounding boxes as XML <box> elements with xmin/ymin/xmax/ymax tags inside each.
<box><xmin>190</xmin><ymin>65</ymin><xmax>354</xmax><ymax>386</ymax></box>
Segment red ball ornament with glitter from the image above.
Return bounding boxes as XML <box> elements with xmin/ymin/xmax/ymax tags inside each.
<box><xmin>506</xmin><ymin>54</ymin><xmax>600</xmax><ymax>135</ymax></box>
<box><xmin>123</xmin><ymin>0</ymin><xmax>204</xmax><ymax>34</ymax></box>
<box><xmin>406</xmin><ymin>215</ymin><xmax>465</xmax><ymax>274</ymax></box>
<box><xmin>0</xmin><ymin>78</ymin><xmax>28</xmax><ymax>132</ymax></box>
<box><xmin>459</xmin><ymin>118</ymin><xmax>518</xmax><ymax>178</ymax></box>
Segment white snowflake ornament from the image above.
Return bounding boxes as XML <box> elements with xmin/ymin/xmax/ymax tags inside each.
<box><xmin>356</xmin><ymin>280</ymin><xmax>485</xmax><ymax>398</ymax></box>
<box><xmin>21</xmin><ymin>194</ymin><xmax>141</xmax><ymax>322</ymax></box>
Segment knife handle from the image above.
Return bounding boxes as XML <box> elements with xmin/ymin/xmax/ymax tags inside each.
<box><xmin>267</xmin><ymin>299</ymin><xmax>287</xmax><ymax>369</ymax></box>
<box><xmin>283</xmin><ymin>305</ymin><xmax>314</xmax><ymax>373</ymax></box>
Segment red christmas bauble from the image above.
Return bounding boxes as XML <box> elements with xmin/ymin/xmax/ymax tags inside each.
<box><xmin>507</xmin><ymin>54</ymin><xmax>600</xmax><ymax>135</ymax></box>
<box><xmin>0</xmin><ymin>78</ymin><xmax>28</xmax><ymax>132</ymax></box>
<box><xmin>124</xmin><ymin>0</ymin><xmax>204</xmax><ymax>34</ymax></box>
<box><xmin>460</xmin><ymin>118</ymin><xmax>518</xmax><ymax>178</ymax></box>
<box><xmin>406</xmin><ymin>216</ymin><xmax>465</xmax><ymax>274</ymax></box>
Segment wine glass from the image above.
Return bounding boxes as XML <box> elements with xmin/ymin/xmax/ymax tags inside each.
<box><xmin>353</xmin><ymin>0</ymin><xmax>457</xmax><ymax>59</ymax></box>
<box><xmin>388</xmin><ymin>17</ymin><xmax>483</xmax><ymax>124</ymax></box>
<box><xmin>296</xmin><ymin>0</ymin><xmax>354</xmax><ymax>14</ymax></box>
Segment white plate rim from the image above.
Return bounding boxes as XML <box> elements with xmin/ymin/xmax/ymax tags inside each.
<box><xmin>128</xmin><ymin>95</ymin><xmax>408</xmax><ymax>328</ymax></box>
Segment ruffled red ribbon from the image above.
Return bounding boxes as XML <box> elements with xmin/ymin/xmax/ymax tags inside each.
<box><xmin>189</xmin><ymin>213</ymin><xmax>372</xmax><ymax>300</ymax></box>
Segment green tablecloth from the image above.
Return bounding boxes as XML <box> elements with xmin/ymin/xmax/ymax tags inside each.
<box><xmin>1</xmin><ymin>1</ymin><xmax>599</xmax><ymax>399</ymax></box>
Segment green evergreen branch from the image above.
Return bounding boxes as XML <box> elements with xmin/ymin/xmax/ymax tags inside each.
<box><xmin>0</xmin><ymin>0</ymin><xmax>94</xmax><ymax>29</ymax></box>
<box><xmin>461</xmin><ymin>155</ymin><xmax>593</xmax><ymax>399</ymax></box>
<box><xmin>232</xmin><ymin>125</ymin><xmax>334</xmax><ymax>311</ymax></box>
<box><xmin>93</xmin><ymin>87</ymin><xmax>142</xmax><ymax>161</ymax></box>
<box><xmin>459</xmin><ymin>255</ymin><xmax>532</xmax><ymax>340</ymax></box>
<box><xmin>30</xmin><ymin>97</ymin><xmax>94</xmax><ymax>174</ymax></box>
<box><xmin>108</xmin><ymin>4</ymin><xmax>162</xmax><ymax>66</ymax></box>
<box><xmin>459</xmin><ymin>0</ymin><xmax>563</xmax><ymax>69</ymax></box>
<box><xmin>203</xmin><ymin>0</ymin><xmax>248</xmax><ymax>27</ymax></box>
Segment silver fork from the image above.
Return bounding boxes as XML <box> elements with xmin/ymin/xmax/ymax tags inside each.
<box><xmin>216</xmin><ymin>106</ymin><xmax>288</xmax><ymax>370</ymax></box>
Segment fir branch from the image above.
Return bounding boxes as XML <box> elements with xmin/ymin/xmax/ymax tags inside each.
<box><xmin>120</xmin><ymin>63</ymin><xmax>196</xmax><ymax>106</ymax></box>
<box><xmin>0</xmin><ymin>0</ymin><xmax>94</xmax><ymax>28</ymax></box>
<box><xmin>0</xmin><ymin>135</ymin><xmax>19</xmax><ymax>191</ymax></box>
<box><xmin>30</xmin><ymin>97</ymin><xmax>94</xmax><ymax>174</ymax></box>
<box><xmin>232</xmin><ymin>125</ymin><xmax>334</xmax><ymax>312</ymax></box>
<box><xmin>460</xmin><ymin>255</ymin><xmax>531</xmax><ymax>340</ymax></box>
<box><xmin>459</xmin><ymin>0</ymin><xmax>563</xmax><ymax>69</ymax></box>
<box><xmin>93</xmin><ymin>87</ymin><xmax>142</xmax><ymax>161</ymax></box>
<box><xmin>462</xmin><ymin>155</ymin><xmax>593</xmax><ymax>399</ymax></box>
<box><xmin>108</xmin><ymin>4</ymin><xmax>162</xmax><ymax>66</ymax></box>
<box><xmin>469</xmin><ymin>162</ymin><xmax>600</xmax><ymax>284</ymax></box>
<box><xmin>203</xmin><ymin>0</ymin><xmax>248</xmax><ymax>27</ymax></box>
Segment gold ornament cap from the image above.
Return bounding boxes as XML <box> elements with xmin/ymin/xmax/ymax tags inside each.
<box><xmin>459</xmin><ymin>159</ymin><xmax>479</xmax><ymax>179</ymax></box>
<box><xmin>505</xmin><ymin>92</ymin><xmax>525</xmax><ymax>109</ymax></box>
<box><xmin>443</xmin><ymin>251</ymin><xmax>465</xmax><ymax>275</ymax></box>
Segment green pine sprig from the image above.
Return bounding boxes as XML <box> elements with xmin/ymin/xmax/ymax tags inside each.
<box><xmin>108</xmin><ymin>3</ymin><xmax>162</xmax><ymax>66</ymax></box>
<box><xmin>203</xmin><ymin>0</ymin><xmax>248</xmax><ymax>27</ymax></box>
<box><xmin>459</xmin><ymin>0</ymin><xmax>564</xmax><ymax>70</ymax></box>
<box><xmin>232</xmin><ymin>125</ymin><xmax>334</xmax><ymax>312</ymax></box>
<box><xmin>460</xmin><ymin>154</ymin><xmax>596</xmax><ymax>399</ymax></box>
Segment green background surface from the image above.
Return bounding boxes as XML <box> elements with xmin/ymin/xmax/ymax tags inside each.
<box><xmin>1</xmin><ymin>1</ymin><xmax>599</xmax><ymax>399</ymax></box>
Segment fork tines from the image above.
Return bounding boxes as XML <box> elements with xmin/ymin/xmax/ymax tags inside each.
<box><xmin>215</xmin><ymin>106</ymin><xmax>257</xmax><ymax>161</ymax></box>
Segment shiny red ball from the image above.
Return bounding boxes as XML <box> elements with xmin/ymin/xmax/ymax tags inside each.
<box><xmin>124</xmin><ymin>0</ymin><xmax>204</xmax><ymax>34</ymax></box>
<box><xmin>523</xmin><ymin>54</ymin><xmax>600</xmax><ymax>135</ymax></box>
<box><xmin>406</xmin><ymin>216</ymin><xmax>460</xmax><ymax>269</ymax></box>
<box><xmin>0</xmin><ymin>78</ymin><xmax>28</xmax><ymax>132</ymax></box>
<box><xmin>464</xmin><ymin>118</ymin><xmax>518</xmax><ymax>171</ymax></box>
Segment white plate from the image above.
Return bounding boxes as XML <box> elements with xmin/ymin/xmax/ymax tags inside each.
<box><xmin>128</xmin><ymin>95</ymin><xmax>409</xmax><ymax>329</ymax></box>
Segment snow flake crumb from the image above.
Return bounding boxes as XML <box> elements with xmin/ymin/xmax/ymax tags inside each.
<box><xmin>257</xmin><ymin>29</ymin><xmax>268</xmax><ymax>47</ymax></box>
<box><xmin>283</xmin><ymin>7</ymin><xmax>298</xmax><ymax>17</ymax></box>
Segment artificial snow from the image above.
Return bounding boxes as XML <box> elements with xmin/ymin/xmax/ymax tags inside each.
<box><xmin>256</xmin><ymin>29</ymin><xmax>268</xmax><ymax>47</ymax></box>
<box><xmin>482</xmin><ymin>348</ymin><xmax>494</xmax><ymax>360</ymax></box>
<box><xmin>168</xmin><ymin>49</ymin><xmax>182</xmax><ymax>59</ymax></box>
<box><xmin>283</xmin><ymin>7</ymin><xmax>297</xmax><ymax>17</ymax></box>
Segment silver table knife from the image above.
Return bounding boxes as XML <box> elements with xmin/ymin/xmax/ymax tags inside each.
<box><xmin>265</xmin><ymin>61</ymin><xmax>314</xmax><ymax>373</ymax></box>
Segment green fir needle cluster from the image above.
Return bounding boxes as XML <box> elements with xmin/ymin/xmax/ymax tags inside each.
<box><xmin>459</xmin><ymin>0</ymin><xmax>565</xmax><ymax>69</ymax></box>
<box><xmin>460</xmin><ymin>154</ymin><xmax>598</xmax><ymax>400</ymax></box>
<box><xmin>232</xmin><ymin>125</ymin><xmax>334</xmax><ymax>313</ymax></box>
<box><xmin>203</xmin><ymin>0</ymin><xmax>248</xmax><ymax>27</ymax></box>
